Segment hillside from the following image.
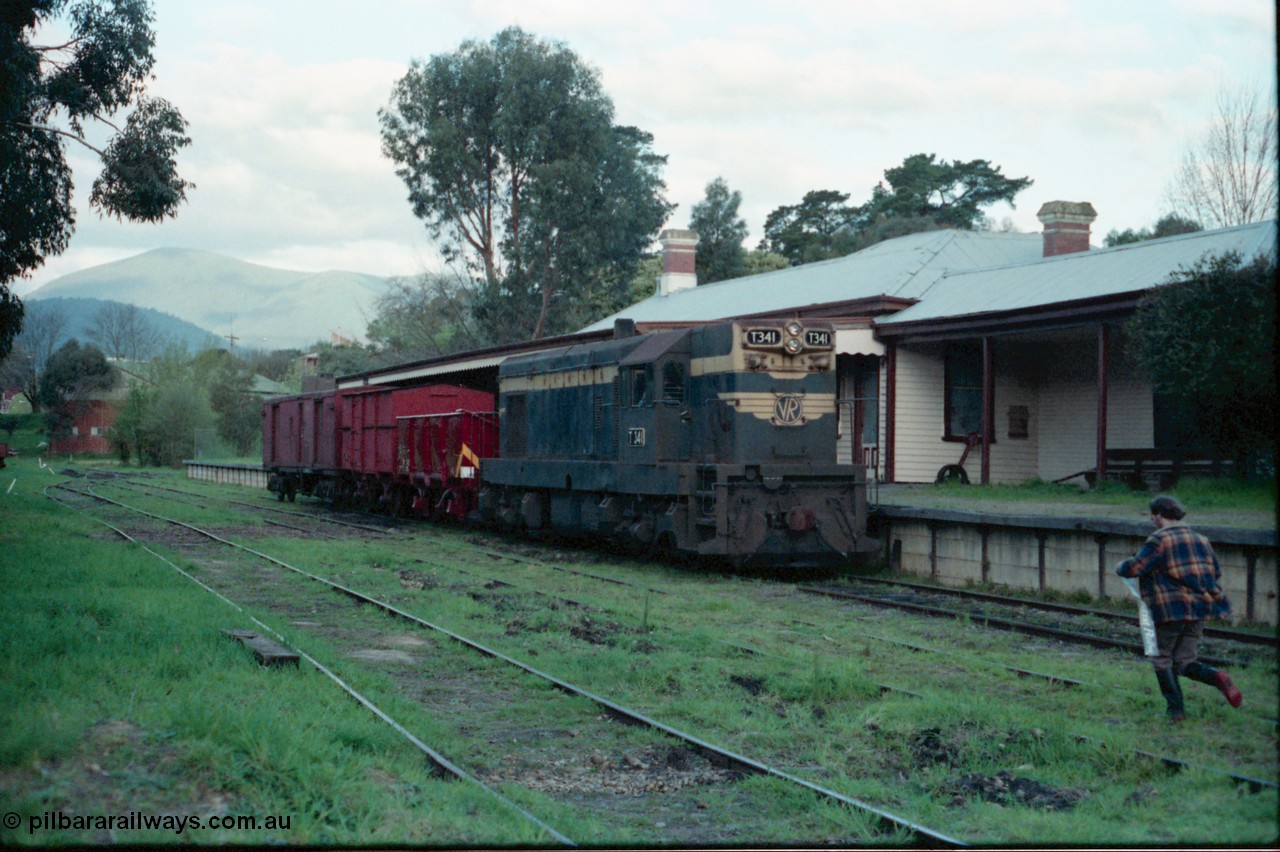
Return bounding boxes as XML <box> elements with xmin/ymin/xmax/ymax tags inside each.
<box><xmin>23</xmin><ymin>298</ymin><xmax>221</xmax><ymax>352</ymax></box>
<box><xmin>26</xmin><ymin>248</ymin><xmax>393</xmax><ymax>350</ymax></box>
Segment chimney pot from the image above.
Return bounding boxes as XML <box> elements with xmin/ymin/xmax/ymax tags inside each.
<box><xmin>1036</xmin><ymin>201</ymin><xmax>1097</xmax><ymax>257</ymax></box>
<box><xmin>657</xmin><ymin>229</ymin><xmax>699</xmax><ymax>296</ymax></box>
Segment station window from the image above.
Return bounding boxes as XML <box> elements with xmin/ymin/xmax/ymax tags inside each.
<box><xmin>1007</xmin><ymin>405</ymin><xmax>1029</xmax><ymax>439</ymax></box>
<box><xmin>944</xmin><ymin>343</ymin><xmax>982</xmax><ymax>439</ymax></box>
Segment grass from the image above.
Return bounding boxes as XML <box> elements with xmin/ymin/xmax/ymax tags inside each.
<box><xmin>0</xmin><ymin>453</ymin><xmax>562</xmax><ymax>846</ymax></box>
<box><xmin>880</xmin><ymin>475</ymin><xmax>1276</xmax><ymax>530</ymax></box>
<box><xmin>5</xmin><ymin>446</ymin><xmax>1277</xmax><ymax>845</ymax></box>
<box><xmin>924</xmin><ymin>475</ymin><xmax>1276</xmax><ymax>512</ymax></box>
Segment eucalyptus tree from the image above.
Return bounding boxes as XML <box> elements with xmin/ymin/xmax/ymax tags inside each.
<box><xmin>0</xmin><ymin>0</ymin><xmax>193</xmax><ymax>358</ymax></box>
<box><xmin>380</xmin><ymin>27</ymin><xmax>672</xmax><ymax>342</ymax></box>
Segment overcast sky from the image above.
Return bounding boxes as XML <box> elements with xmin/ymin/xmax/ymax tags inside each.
<box><xmin>17</xmin><ymin>0</ymin><xmax>1277</xmax><ymax>297</ymax></box>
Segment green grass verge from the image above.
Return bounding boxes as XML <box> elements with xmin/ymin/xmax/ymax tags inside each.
<box><xmin>0</xmin><ymin>457</ymin><xmax>556</xmax><ymax>846</ymax></box>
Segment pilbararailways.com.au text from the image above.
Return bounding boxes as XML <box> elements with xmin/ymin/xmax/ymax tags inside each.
<box><xmin>11</xmin><ymin>810</ymin><xmax>292</xmax><ymax>835</ymax></box>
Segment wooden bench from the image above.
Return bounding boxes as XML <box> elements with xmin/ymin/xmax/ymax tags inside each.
<box><xmin>1103</xmin><ymin>448</ymin><xmax>1235</xmax><ymax>490</ymax></box>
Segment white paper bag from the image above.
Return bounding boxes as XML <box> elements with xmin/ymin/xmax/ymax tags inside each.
<box><xmin>1121</xmin><ymin>576</ymin><xmax>1158</xmax><ymax>657</ymax></box>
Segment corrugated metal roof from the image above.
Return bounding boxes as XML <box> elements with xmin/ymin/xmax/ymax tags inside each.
<box><xmin>579</xmin><ymin>230</ymin><xmax>1043</xmax><ymax>331</ymax></box>
<box><xmin>879</xmin><ymin>220</ymin><xmax>1278</xmax><ymax>325</ymax></box>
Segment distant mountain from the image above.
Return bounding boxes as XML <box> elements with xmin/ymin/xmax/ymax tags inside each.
<box><xmin>24</xmin><ymin>297</ymin><xmax>221</xmax><ymax>352</ymax></box>
<box><xmin>26</xmin><ymin>248</ymin><xmax>393</xmax><ymax>350</ymax></box>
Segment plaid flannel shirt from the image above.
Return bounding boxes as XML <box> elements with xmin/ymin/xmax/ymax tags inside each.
<box><xmin>1115</xmin><ymin>523</ymin><xmax>1231</xmax><ymax>623</ymax></box>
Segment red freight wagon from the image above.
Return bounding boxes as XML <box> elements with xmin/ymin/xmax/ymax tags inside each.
<box><xmin>397</xmin><ymin>388</ymin><xmax>497</xmax><ymax>519</ymax></box>
<box><xmin>337</xmin><ymin>386</ymin><xmax>397</xmax><ymax>476</ymax></box>
<box><xmin>262</xmin><ymin>390</ymin><xmax>339</xmax><ymax>500</ymax></box>
<box><xmin>338</xmin><ymin>384</ymin><xmax>495</xmax><ymax>513</ymax></box>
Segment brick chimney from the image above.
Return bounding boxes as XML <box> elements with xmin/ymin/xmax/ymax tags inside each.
<box><xmin>657</xmin><ymin>229</ymin><xmax>699</xmax><ymax>296</ymax></box>
<box><xmin>1036</xmin><ymin>201</ymin><xmax>1097</xmax><ymax>257</ymax></box>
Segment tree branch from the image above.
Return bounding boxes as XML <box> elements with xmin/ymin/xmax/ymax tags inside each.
<box><xmin>6</xmin><ymin>121</ymin><xmax>108</xmax><ymax>157</ymax></box>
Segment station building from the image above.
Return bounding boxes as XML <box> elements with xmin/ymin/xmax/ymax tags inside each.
<box><xmin>584</xmin><ymin>204</ymin><xmax>1277</xmax><ymax>486</ymax></box>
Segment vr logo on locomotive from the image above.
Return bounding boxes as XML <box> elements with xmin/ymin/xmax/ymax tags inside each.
<box><xmin>773</xmin><ymin>394</ymin><xmax>804</xmax><ymax>425</ymax></box>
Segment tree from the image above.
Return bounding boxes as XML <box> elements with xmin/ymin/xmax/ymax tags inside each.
<box><xmin>366</xmin><ymin>269</ymin><xmax>480</xmax><ymax>361</ymax></box>
<box><xmin>744</xmin><ymin>249</ymin><xmax>790</xmax><ymax>276</ymax></box>
<box><xmin>90</xmin><ymin>301</ymin><xmax>161</xmax><ymax>361</ymax></box>
<box><xmin>1103</xmin><ymin>214</ymin><xmax>1203</xmax><ymax>247</ymax></box>
<box><xmin>689</xmin><ymin>177</ymin><xmax>748</xmax><ymax>283</ymax></box>
<box><xmin>37</xmin><ymin>338</ymin><xmax>114</xmax><ymax>440</ymax></box>
<box><xmin>140</xmin><ymin>379</ymin><xmax>213</xmax><ymax>466</ymax></box>
<box><xmin>864</xmin><ymin>153</ymin><xmax>1032</xmax><ymax>230</ymax></box>
<box><xmin>0</xmin><ymin>299</ymin><xmax>69</xmax><ymax>411</ymax></box>
<box><xmin>1126</xmin><ymin>251</ymin><xmax>1276</xmax><ymax>472</ymax></box>
<box><xmin>1165</xmin><ymin>83</ymin><xmax>1278</xmax><ymax>229</ymax></box>
<box><xmin>850</xmin><ymin>214</ymin><xmax>950</xmax><ymax>252</ymax></box>
<box><xmin>379</xmin><ymin>27</ymin><xmax>671</xmax><ymax>343</ymax></box>
<box><xmin>205</xmin><ymin>354</ymin><xmax>258</xmax><ymax>456</ymax></box>
<box><xmin>759</xmin><ymin>189</ymin><xmax>863</xmax><ymax>266</ymax></box>
<box><xmin>0</xmin><ymin>0</ymin><xmax>192</xmax><ymax>359</ymax></box>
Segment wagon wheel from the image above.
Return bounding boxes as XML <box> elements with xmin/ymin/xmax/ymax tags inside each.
<box><xmin>934</xmin><ymin>463</ymin><xmax>970</xmax><ymax>485</ymax></box>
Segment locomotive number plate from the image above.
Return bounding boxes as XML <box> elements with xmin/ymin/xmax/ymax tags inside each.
<box><xmin>743</xmin><ymin>328</ymin><xmax>782</xmax><ymax>348</ymax></box>
<box><xmin>805</xmin><ymin>329</ymin><xmax>833</xmax><ymax>348</ymax></box>
<box><xmin>627</xmin><ymin>427</ymin><xmax>646</xmax><ymax>447</ymax></box>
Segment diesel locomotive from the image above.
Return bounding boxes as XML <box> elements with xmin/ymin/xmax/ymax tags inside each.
<box><xmin>262</xmin><ymin>318</ymin><xmax>875</xmax><ymax>568</ymax></box>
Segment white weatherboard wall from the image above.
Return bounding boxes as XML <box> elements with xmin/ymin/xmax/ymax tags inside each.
<box><xmin>887</xmin><ymin>329</ymin><xmax>1155</xmax><ymax>484</ymax></box>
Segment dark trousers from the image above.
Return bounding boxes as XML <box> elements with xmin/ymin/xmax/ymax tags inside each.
<box><xmin>1151</xmin><ymin>620</ymin><xmax>1203</xmax><ymax>672</ymax></box>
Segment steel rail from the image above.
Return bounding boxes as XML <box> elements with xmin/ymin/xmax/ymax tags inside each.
<box><xmin>847</xmin><ymin>576</ymin><xmax>1275</xmax><ymax>648</ymax></box>
<box><xmin>106</xmin><ymin>477</ymin><xmax>400</xmax><ymax>535</ymax></box>
<box><xmin>45</xmin><ymin>482</ymin><xmax>576</xmax><ymax>847</ymax></box>
<box><xmin>115</xmin><ymin>476</ymin><xmax>673</xmax><ymax>595</ymax></box>
<box><xmin>68</xmin><ymin>481</ymin><xmax>967</xmax><ymax>848</ymax></box>
<box><xmin>797</xmin><ymin>585</ymin><xmax>1240</xmax><ymax>668</ymax></box>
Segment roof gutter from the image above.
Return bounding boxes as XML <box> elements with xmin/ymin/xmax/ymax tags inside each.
<box><xmin>874</xmin><ymin>290</ymin><xmax>1147</xmax><ymax>344</ymax></box>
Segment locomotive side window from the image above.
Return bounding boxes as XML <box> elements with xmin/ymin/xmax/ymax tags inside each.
<box><xmin>661</xmin><ymin>362</ymin><xmax>685</xmax><ymax>403</ymax></box>
<box><xmin>629</xmin><ymin>366</ymin><xmax>651</xmax><ymax>406</ymax></box>
<box><xmin>505</xmin><ymin>394</ymin><xmax>527</xmax><ymax>455</ymax></box>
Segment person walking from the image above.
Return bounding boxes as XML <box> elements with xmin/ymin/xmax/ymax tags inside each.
<box><xmin>1116</xmin><ymin>495</ymin><xmax>1243</xmax><ymax>721</ymax></box>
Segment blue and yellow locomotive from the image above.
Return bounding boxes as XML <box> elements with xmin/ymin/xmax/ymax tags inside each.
<box><xmin>479</xmin><ymin>319</ymin><xmax>876</xmax><ymax>567</ymax></box>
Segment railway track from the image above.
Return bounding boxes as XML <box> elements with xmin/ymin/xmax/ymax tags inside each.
<box><xmin>50</xmin><ymin>477</ymin><xmax>965</xmax><ymax>846</ymax></box>
<box><xmin>412</xmin><ymin>552</ymin><xmax>1278</xmax><ymax>793</ymax></box>
<box><xmin>796</xmin><ymin>583</ymin><xmax>1254</xmax><ymax>669</ymax></box>
<box><xmin>79</xmin><ymin>474</ymin><xmax>1280</xmax><ymax>794</ymax></box>
<box><xmin>843</xmin><ymin>575</ymin><xmax>1275</xmax><ymax>648</ymax></box>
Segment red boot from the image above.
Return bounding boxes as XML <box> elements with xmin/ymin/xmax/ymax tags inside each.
<box><xmin>1183</xmin><ymin>662</ymin><xmax>1243</xmax><ymax>708</ymax></box>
